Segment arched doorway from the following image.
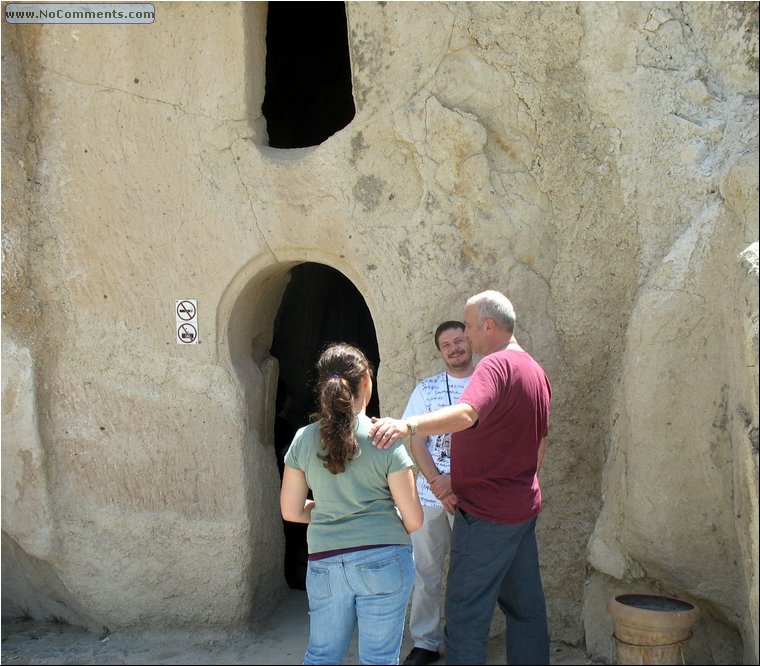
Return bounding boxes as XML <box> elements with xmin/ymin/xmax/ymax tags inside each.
<box><xmin>269</xmin><ymin>262</ymin><xmax>380</xmax><ymax>589</ymax></box>
<box><xmin>271</xmin><ymin>263</ymin><xmax>380</xmax><ymax>428</ymax></box>
<box><xmin>218</xmin><ymin>257</ymin><xmax>382</xmax><ymax>609</ymax></box>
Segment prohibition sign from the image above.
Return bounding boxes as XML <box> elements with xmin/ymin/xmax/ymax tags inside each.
<box><xmin>177</xmin><ymin>300</ymin><xmax>196</xmax><ymax>321</ymax></box>
<box><xmin>178</xmin><ymin>323</ymin><xmax>197</xmax><ymax>344</ymax></box>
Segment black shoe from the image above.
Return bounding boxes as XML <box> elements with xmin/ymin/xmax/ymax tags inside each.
<box><xmin>403</xmin><ymin>647</ymin><xmax>440</xmax><ymax>665</ymax></box>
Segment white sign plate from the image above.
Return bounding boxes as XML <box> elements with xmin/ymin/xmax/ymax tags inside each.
<box><xmin>176</xmin><ymin>299</ymin><xmax>199</xmax><ymax>344</ymax></box>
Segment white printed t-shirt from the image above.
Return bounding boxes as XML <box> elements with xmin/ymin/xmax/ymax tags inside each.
<box><xmin>402</xmin><ymin>372</ymin><xmax>472</xmax><ymax>507</ymax></box>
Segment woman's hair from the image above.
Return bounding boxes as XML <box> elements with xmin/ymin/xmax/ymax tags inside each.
<box><xmin>313</xmin><ymin>343</ymin><xmax>373</xmax><ymax>474</ymax></box>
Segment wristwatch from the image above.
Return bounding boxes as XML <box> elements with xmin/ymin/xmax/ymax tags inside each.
<box><xmin>405</xmin><ymin>419</ymin><xmax>418</xmax><ymax>436</ymax></box>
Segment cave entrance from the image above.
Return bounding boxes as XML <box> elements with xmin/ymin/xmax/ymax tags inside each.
<box><xmin>271</xmin><ymin>262</ymin><xmax>380</xmax><ymax>431</ymax></box>
<box><xmin>269</xmin><ymin>262</ymin><xmax>380</xmax><ymax>589</ymax></box>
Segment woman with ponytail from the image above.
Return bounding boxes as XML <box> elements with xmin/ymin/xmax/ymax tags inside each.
<box><xmin>281</xmin><ymin>343</ymin><xmax>423</xmax><ymax>665</ymax></box>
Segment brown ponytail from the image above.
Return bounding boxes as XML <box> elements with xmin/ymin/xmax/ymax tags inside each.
<box><xmin>313</xmin><ymin>343</ymin><xmax>373</xmax><ymax>474</ymax></box>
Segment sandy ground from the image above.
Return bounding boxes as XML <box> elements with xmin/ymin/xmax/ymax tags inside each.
<box><xmin>1</xmin><ymin>588</ymin><xmax>600</xmax><ymax>664</ymax></box>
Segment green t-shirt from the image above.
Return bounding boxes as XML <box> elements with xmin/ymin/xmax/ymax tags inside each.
<box><xmin>284</xmin><ymin>413</ymin><xmax>414</xmax><ymax>555</ymax></box>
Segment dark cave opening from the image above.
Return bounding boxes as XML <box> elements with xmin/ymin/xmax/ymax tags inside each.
<box><xmin>270</xmin><ymin>263</ymin><xmax>380</xmax><ymax>433</ymax></box>
<box><xmin>262</xmin><ymin>2</ymin><xmax>356</xmax><ymax>149</ymax></box>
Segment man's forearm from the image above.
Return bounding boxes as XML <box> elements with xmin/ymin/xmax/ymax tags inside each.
<box><xmin>410</xmin><ymin>435</ymin><xmax>440</xmax><ymax>482</ymax></box>
<box><xmin>412</xmin><ymin>403</ymin><xmax>478</xmax><ymax>437</ymax></box>
<box><xmin>537</xmin><ymin>439</ymin><xmax>547</xmax><ymax>474</ymax></box>
<box><xmin>371</xmin><ymin>403</ymin><xmax>478</xmax><ymax>448</ymax></box>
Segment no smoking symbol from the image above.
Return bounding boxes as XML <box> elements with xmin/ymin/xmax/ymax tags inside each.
<box><xmin>175</xmin><ymin>299</ymin><xmax>199</xmax><ymax>344</ymax></box>
<box><xmin>177</xmin><ymin>300</ymin><xmax>196</xmax><ymax>321</ymax></box>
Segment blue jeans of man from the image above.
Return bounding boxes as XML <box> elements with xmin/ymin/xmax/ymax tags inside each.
<box><xmin>303</xmin><ymin>544</ymin><xmax>415</xmax><ymax>665</ymax></box>
<box><xmin>443</xmin><ymin>511</ymin><xmax>549</xmax><ymax>665</ymax></box>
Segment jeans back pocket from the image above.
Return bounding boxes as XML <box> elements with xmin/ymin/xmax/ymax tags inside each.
<box><xmin>306</xmin><ymin>563</ymin><xmax>332</xmax><ymax>600</ymax></box>
<box><xmin>357</xmin><ymin>555</ymin><xmax>404</xmax><ymax>595</ymax></box>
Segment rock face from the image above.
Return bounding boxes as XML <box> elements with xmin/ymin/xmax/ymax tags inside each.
<box><xmin>2</xmin><ymin>3</ymin><xmax>757</xmax><ymax>663</ymax></box>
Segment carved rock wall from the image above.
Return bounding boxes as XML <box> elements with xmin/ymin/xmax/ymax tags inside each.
<box><xmin>2</xmin><ymin>2</ymin><xmax>757</xmax><ymax>662</ymax></box>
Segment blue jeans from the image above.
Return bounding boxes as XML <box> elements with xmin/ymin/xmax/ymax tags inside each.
<box><xmin>444</xmin><ymin>511</ymin><xmax>549</xmax><ymax>665</ymax></box>
<box><xmin>304</xmin><ymin>544</ymin><xmax>415</xmax><ymax>665</ymax></box>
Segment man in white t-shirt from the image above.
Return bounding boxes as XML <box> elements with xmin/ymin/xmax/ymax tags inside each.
<box><xmin>402</xmin><ymin>321</ymin><xmax>474</xmax><ymax>666</ymax></box>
